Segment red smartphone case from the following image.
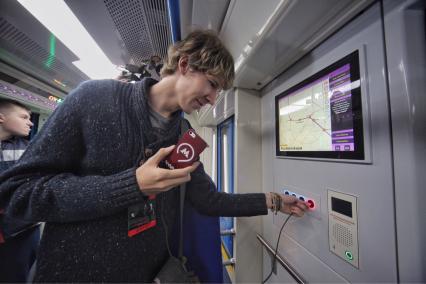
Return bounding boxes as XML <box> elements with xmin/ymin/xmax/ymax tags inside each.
<box><xmin>165</xmin><ymin>129</ymin><xmax>208</xmax><ymax>169</ymax></box>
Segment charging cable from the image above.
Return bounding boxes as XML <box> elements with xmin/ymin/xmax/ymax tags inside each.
<box><xmin>262</xmin><ymin>213</ymin><xmax>293</xmax><ymax>283</ymax></box>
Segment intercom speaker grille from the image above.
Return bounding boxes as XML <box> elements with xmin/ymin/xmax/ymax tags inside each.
<box><xmin>333</xmin><ymin>223</ymin><xmax>353</xmax><ymax>247</ymax></box>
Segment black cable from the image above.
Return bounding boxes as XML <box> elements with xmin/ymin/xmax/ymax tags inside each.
<box><xmin>262</xmin><ymin>213</ymin><xmax>294</xmax><ymax>284</ymax></box>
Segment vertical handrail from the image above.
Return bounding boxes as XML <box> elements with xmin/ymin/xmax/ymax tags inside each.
<box><xmin>166</xmin><ymin>0</ymin><xmax>181</xmax><ymax>42</ymax></box>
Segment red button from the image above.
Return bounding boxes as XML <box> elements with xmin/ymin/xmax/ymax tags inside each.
<box><xmin>307</xmin><ymin>199</ymin><xmax>315</xmax><ymax>209</ymax></box>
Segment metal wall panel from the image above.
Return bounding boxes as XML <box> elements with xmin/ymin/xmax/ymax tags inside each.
<box><xmin>383</xmin><ymin>0</ymin><xmax>426</xmax><ymax>281</ymax></box>
<box><xmin>260</xmin><ymin>3</ymin><xmax>398</xmax><ymax>282</ymax></box>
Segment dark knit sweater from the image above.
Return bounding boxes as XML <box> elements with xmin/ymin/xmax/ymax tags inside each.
<box><xmin>0</xmin><ymin>78</ymin><xmax>267</xmax><ymax>282</ymax></box>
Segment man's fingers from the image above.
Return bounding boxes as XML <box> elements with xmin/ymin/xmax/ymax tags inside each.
<box><xmin>290</xmin><ymin>200</ymin><xmax>308</xmax><ymax>211</ymax></box>
<box><xmin>160</xmin><ymin>162</ymin><xmax>200</xmax><ymax>179</ymax></box>
<box><xmin>137</xmin><ymin>155</ymin><xmax>200</xmax><ymax>195</ymax></box>
<box><xmin>147</xmin><ymin>161</ymin><xmax>200</xmax><ymax>186</ymax></box>
<box><xmin>163</xmin><ymin>175</ymin><xmax>192</xmax><ymax>189</ymax></box>
<box><xmin>282</xmin><ymin>195</ymin><xmax>298</xmax><ymax>207</ymax></box>
<box><xmin>149</xmin><ymin>175</ymin><xmax>192</xmax><ymax>192</ymax></box>
<box><xmin>279</xmin><ymin>195</ymin><xmax>309</xmax><ymax>216</ymax></box>
<box><xmin>298</xmin><ymin>201</ymin><xmax>309</xmax><ymax>211</ymax></box>
<box><xmin>291</xmin><ymin>206</ymin><xmax>305</xmax><ymax>217</ymax></box>
<box><xmin>184</xmin><ymin>161</ymin><xmax>200</xmax><ymax>173</ymax></box>
<box><xmin>157</xmin><ymin>162</ymin><xmax>200</xmax><ymax>187</ymax></box>
<box><xmin>283</xmin><ymin>196</ymin><xmax>309</xmax><ymax>210</ymax></box>
<box><xmin>147</xmin><ymin>145</ymin><xmax>175</xmax><ymax>165</ymax></box>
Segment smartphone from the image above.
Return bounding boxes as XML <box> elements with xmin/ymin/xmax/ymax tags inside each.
<box><xmin>164</xmin><ymin>129</ymin><xmax>208</xmax><ymax>169</ymax></box>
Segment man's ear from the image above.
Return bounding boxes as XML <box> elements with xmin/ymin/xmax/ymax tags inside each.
<box><xmin>177</xmin><ymin>56</ymin><xmax>189</xmax><ymax>74</ymax></box>
<box><xmin>0</xmin><ymin>113</ymin><xmax>4</xmax><ymax>123</ymax></box>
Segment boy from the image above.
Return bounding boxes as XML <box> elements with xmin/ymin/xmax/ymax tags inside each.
<box><xmin>0</xmin><ymin>30</ymin><xmax>307</xmax><ymax>282</ymax></box>
<box><xmin>0</xmin><ymin>98</ymin><xmax>39</xmax><ymax>282</ymax></box>
<box><xmin>0</xmin><ymin>98</ymin><xmax>33</xmax><ymax>172</ymax></box>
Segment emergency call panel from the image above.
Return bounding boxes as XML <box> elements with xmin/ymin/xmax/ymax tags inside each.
<box><xmin>328</xmin><ymin>190</ymin><xmax>359</xmax><ymax>269</ymax></box>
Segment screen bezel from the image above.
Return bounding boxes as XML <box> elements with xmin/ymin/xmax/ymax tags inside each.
<box><xmin>275</xmin><ymin>50</ymin><xmax>364</xmax><ymax>160</ymax></box>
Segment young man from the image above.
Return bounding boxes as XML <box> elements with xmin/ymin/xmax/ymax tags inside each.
<box><xmin>0</xmin><ymin>30</ymin><xmax>307</xmax><ymax>282</ymax></box>
<box><xmin>0</xmin><ymin>98</ymin><xmax>40</xmax><ymax>282</ymax></box>
<box><xmin>146</xmin><ymin>55</ymin><xmax>163</xmax><ymax>80</ymax></box>
<box><xmin>0</xmin><ymin>98</ymin><xmax>33</xmax><ymax>172</ymax></box>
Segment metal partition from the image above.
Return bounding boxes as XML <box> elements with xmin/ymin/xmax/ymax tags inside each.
<box><xmin>260</xmin><ymin>2</ymin><xmax>401</xmax><ymax>282</ymax></box>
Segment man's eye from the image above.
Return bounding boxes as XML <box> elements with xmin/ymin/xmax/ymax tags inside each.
<box><xmin>209</xmin><ymin>80</ymin><xmax>218</xmax><ymax>89</ymax></box>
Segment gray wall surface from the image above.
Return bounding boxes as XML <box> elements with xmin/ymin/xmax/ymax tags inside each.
<box><xmin>260</xmin><ymin>2</ymin><xmax>400</xmax><ymax>282</ymax></box>
<box><xmin>383</xmin><ymin>0</ymin><xmax>426</xmax><ymax>281</ymax></box>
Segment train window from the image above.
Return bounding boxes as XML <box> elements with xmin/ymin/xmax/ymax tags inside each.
<box><xmin>217</xmin><ymin>116</ymin><xmax>235</xmax><ymax>279</ymax></box>
<box><xmin>211</xmin><ymin>129</ymin><xmax>216</xmax><ymax>185</ymax></box>
<box><xmin>218</xmin><ymin>120</ymin><xmax>233</xmax><ymax>194</ymax></box>
<box><xmin>275</xmin><ymin>50</ymin><xmax>364</xmax><ymax>160</ymax></box>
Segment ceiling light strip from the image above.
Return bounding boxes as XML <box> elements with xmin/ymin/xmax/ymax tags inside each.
<box><xmin>17</xmin><ymin>0</ymin><xmax>117</xmax><ymax>79</ymax></box>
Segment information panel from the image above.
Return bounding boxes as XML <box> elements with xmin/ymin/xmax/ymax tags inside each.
<box><xmin>275</xmin><ymin>51</ymin><xmax>364</xmax><ymax>159</ymax></box>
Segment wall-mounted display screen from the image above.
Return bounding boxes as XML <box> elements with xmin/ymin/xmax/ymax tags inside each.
<box><xmin>275</xmin><ymin>50</ymin><xmax>364</xmax><ymax>159</ymax></box>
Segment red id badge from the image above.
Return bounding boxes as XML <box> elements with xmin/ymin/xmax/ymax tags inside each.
<box><xmin>164</xmin><ymin>129</ymin><xmax>208</xmax><ymax>169</ymax></box>
<box><xmin>128</xmin><ymin>195</ymin><xmax>156</xmax><ymax>237</ymax></box>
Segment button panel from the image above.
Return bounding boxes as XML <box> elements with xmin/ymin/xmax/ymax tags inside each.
<box><xmin>283</xmin><ymin>189</ymin><xmax>316</xmax><ymax>210</ymax></box>
<box><xmin>280</xmin><ymin>187</ymin><xmax>321</xmax><ymax>220</ymax></box>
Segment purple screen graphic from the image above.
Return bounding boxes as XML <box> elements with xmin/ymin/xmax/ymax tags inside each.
<box><xmin>276</xmin><ymin>50</ymin><xmax>363</xmax><ymax>159</ymax></box>
<box><xmin>329</xmin><ymin>64</ymin><xmax>354</xmax><ymax>151</ymax></box>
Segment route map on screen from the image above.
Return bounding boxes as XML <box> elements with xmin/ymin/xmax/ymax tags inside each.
<box><xmin>275</xmin><ymin>51</ymin><xmax>364</xmax><ymax>160</ymax></box>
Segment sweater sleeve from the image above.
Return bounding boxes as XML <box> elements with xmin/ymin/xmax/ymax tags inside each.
<box><xmin>186</xmin><ymin>163</ymin><xmax>268</xmax><ymax>217</ymax></box>
<box><xmin>0</xmin><ymin>81</ymin><xmax>145</xmax><ymax>223</ymax></box>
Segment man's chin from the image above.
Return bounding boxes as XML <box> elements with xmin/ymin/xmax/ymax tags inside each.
<box><xmin>184</xmin><ymin>104</ymin><xmax>199</xmax><ymax>114</ymax></box>
<box><xmin>182</xmin><ymin>107</ymin><xmax>194</xmax><ymax>114</ymax></box>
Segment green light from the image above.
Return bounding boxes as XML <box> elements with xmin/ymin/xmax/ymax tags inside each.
<box><xmin>345</xmin><ymin>251</ymin><xmax>353</xmax><ymax>260</ymax></box>
<box><xmin>45</xmin><ymin>33</ymin><xmax>56</xmax><ymax>68</ymax></box>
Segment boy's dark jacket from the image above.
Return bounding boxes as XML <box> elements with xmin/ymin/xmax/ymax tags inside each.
<box><xmin>0</xmin><ymin>78</ymin><xmax>267</xmax><ymax>282</ymax></box>
<box><xmin>1</xmin><ymin>136</ymin><xmax>38</xmax><ymax>241</ymax></box>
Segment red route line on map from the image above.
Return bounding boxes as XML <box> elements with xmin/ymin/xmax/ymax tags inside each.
<box><xmin>288</xmin><ymin>114</ymin><xmax>331</xmax><ymax>137</ymax></box>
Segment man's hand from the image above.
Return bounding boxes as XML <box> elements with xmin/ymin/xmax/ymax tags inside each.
<box><xmin>136</xmin><ymin>145</ymin><xmax>200</xmax><ymax>195</ymax></box>
<box><xmin>266</xmin><ymin>193</ymin><xmax>309</xmax><ymax>217</ymax></box>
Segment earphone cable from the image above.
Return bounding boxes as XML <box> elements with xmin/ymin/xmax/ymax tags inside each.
<box><xmin>262</xmin><ymin>213</ymin><xmax>293</xmax><ymax>284</ymax></box>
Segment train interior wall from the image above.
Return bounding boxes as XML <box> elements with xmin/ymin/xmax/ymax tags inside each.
<box><xmin>191</xmin><ymin>0</ymin><xmax>425</xmax><ymax>282</ymax></box>
<box><xmin>0</xmin><ymin>0</ymin><xmax>423</xmax><ymax>282</ymax></box>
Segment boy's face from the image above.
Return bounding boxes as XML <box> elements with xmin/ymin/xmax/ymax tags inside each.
<box><xmin>151</xmin><ymin>56</ymin><xmax>161</xmax><ymax>64</ymax></box>
<box><xmin>175</xmin><ymin>63</ymin><xmax>223</xmax><ymax>114</ymax></box>
<box><xmin>0</xmin><ymin>105</ymin><xmax>33</xmax><ymax>137</ymax></box>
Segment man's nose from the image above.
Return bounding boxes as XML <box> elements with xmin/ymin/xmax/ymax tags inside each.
<box><xmin>207</xmin><ymin>91</ymin><xmax>217</xmax><ymax>105</ymax></box>
<box><xmin>28</xmin><ymin>120</ymin><xmax>34</xmax><ymax>127</ymax></box>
